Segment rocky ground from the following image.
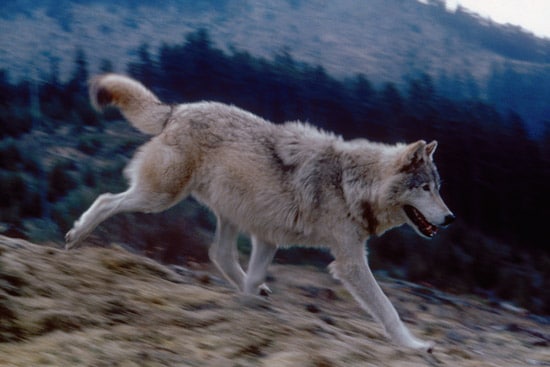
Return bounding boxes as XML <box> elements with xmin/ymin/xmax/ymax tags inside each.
<box><xmin>0</xmin><ymin>234</ymin><xmax>548</xmax><ymax>367</ymax></box>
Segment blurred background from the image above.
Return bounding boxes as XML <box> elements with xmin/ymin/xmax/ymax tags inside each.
<box><xmin>0</xmin><ymin>0</ymin><xmax>548</xmax><ymax>316</ymax></box>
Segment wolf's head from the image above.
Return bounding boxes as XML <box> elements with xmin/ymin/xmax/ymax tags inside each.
<box><xmin>341</xmin><ymin>139</ymin><xmax>454</xmax><ymax>239</ymax></box>
<box><xmin>390</xmin><ymin>140</ymin><xmax>455</xmax><ymax>239</ymax></box>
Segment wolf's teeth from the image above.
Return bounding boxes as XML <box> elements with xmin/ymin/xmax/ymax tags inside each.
<box><xmin>404</xmin><ymin>205</ymin><xmax>438</xmax><ymax>238</ymax></box>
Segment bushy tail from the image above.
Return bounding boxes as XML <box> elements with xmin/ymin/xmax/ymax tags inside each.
<box><xmin>89</xmin><ymin>74</ymin><xmax>171</xmax><ymax>135</ymax></box>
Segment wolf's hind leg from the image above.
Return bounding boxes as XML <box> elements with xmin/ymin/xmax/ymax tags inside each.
<box><xmin>244</xmin><ymin>236</ymin><xmax>277</xmax><ymax>295</ymax></box>
<box><xmin>65</xmin><ymin>192</ymin><xmax>125</xmax><ymax>248</ymax></box>
<box><xmin>208</xmin><ymin>217</ymin><xmax>247</xmax><ymax>291</ymax></box>
<box><xmin>330</xmin><ymin>246</ymin><xmax>434</xmax><ymax>352</ymax></box>
<box><xmin>65</xmin><ymin>188</ymin><xmax>181</xmax><ymax>249</ymax></box>
<box><xmin>66</xmin><ymin>140</ymin><xmax>194</xmax><ymax>249</ymax></box>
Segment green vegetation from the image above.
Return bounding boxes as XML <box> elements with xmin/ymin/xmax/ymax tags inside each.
<box><xmin>0</xmin><ymin>30</ymin><xmax>548</xmax><ymax>315</ymax></box>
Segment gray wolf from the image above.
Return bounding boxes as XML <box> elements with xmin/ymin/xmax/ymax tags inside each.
<box><xmin>66</xmin><ymin>74</ymin><xmax>455</xmax><ymax>351</ymax></box>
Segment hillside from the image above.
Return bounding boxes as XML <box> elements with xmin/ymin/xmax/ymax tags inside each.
<box><xmin>0</xmin><ymin>235</ymin><xmax>548</xmax><ymax>366</ymax></box>
<box><xmin>1</xmin><ymin>0</ymin><xmax>548</xmax><ymax>135</ymax></box>
<box><xmin>1</xmin><ymin>0</ymin><xmax>548</xmax><ymax>82</ymax></box>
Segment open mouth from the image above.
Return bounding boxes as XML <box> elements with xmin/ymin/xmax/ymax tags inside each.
<box><xmin>403</xmin><ymin>205</ymin><xmax>438</xmax><ymax>238</ymax></box>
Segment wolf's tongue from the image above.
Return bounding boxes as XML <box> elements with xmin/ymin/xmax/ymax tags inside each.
<box><xmin>404</xmin><ymin>205</ymin><xmax>437</xmax><ymax>237</ymax></box>
<box><xmin>420</xmin><ymin>220</ymin><xmax>438</xmax><ymax>237</ymax></box>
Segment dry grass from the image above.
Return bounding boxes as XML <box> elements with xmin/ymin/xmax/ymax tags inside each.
<box><xmin>0</xmin><ymin>235</ymin><xmax>548</xmax><ymax>366</ymax></box>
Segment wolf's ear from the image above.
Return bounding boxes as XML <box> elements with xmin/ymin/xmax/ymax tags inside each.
<box><xmin>400</xmin><ymin>140</ymin><xmax>426</xmax><ymax>172</ymax></box>
<box><xmin>407</xmin><ymin>140</ymin><xmax>426</xmax><ymax>161</ymax></box>
<box><xmin>425</xmin><ymin>140</ymin><xmax>438</xmax><ymax>159</ymax></box>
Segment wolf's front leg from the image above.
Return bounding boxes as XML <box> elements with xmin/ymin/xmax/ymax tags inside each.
<box><xmin>329</xmin><ymin>247</ymin><xmax>433</xmax><ymax>352</ymax></box>
<box><xmin>243</xmin><ymin>236</ymin><xmax>277</xmax><ymax>295</ymax></box>
<box><xmin>208</xmin><ymin>217</ymin><xmax>247</xmax><ymax>291</ymax></box>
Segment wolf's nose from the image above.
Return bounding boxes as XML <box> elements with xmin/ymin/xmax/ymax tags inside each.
<box><xmin>443</xmin><ymin>213</ymin><xmax>455</xmax><ymax>226</ymax></box>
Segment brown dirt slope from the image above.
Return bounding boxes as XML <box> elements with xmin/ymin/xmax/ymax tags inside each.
<box><xmin>0</xmin><ymin>235</ymin><xmax>548</xmax><ymax>366</ymax></box>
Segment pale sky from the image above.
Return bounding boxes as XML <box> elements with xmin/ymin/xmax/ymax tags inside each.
<box><xmin>443</xmin><ymin>0</ymin><xmax>550</xmax><ymax>39</ymax></box>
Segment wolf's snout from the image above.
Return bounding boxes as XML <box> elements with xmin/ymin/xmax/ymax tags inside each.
<box><xmin>442</xmin><ymin>213</ymin><xmax>455</xmax><ymax>227</ymax></box>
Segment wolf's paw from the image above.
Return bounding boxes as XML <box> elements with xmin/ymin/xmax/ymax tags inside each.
<box><xmin>413</xmin><ymin>339</ymin><xmax>435</xmax><ymax>353</ymax></box>
<box><xmin>400</xmin><ymin>337</ymin><xmax>435</xmax><ymax>353</ymax></box>
<box><xmin>390</xmin><ymin>328</ymin><xmax>434</xmax><ymax>353</ymax></box>
<box><xmin>259</xmin><ymin>283</ymin><xmax>272</xmax><ymax>297</ymax></box>
<box><xmin>243</xmin><ymin>280</ymin><xmax>272</xmax><ymax>296</ymax></box>
<box><xmin>65</xmin><ymin>226</ymin><xmax>84</xmax><ymax>250</ymax></box>
<box><xmin>65</xmin><ymin>230</ymin><xmax>77</xmax><ymax>250</ymax></box>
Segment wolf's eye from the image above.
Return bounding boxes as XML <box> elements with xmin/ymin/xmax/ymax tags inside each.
<box><xmin>422</xmin><ymin>184</ymin><xmax>430</xmax><ymax>191</ymax></box>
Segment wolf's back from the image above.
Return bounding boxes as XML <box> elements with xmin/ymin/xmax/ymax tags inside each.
<box><xmin>89</xmin><ymin>74</ymin><xmax>171</xmax><ymax>135</ymax></box>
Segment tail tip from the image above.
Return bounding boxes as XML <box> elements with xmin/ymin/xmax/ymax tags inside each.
<box><xmin>89</xmin><ymin>74</ymin><xmax>115</xmax><ymax>110</ymax></box>
<box><xmin>95</xmin><ymin>86</ymin><xmax>113</xmax><ymax>108</ymax></box>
